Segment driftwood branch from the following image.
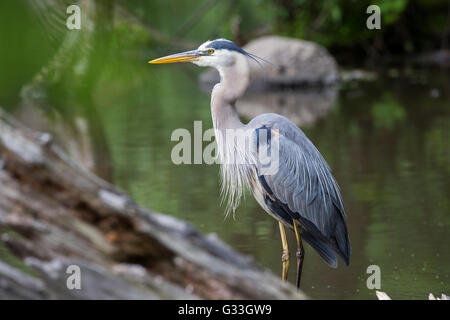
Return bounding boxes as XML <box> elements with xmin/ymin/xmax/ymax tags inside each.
<box><xmin>0</xmin><ymin>108</ymin><xmax>305</xmax><ymax>299</ymax></box>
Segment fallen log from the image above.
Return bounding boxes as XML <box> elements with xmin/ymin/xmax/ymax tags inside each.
<box><xmin>0</xmin><ymin>108</ymin><xmax>305</xmax><ymax>299</ymax></box>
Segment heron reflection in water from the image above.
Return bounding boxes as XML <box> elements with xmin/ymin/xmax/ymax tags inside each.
<box><xmin>149</xmin><ymin>39</ymin><xmax>351</xmax><ymax>288</ymax></box>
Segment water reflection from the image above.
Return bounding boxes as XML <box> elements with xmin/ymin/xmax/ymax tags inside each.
<box><xmin>237</xmin><ymin>87</ymin><xmax>338</xmax><ymax>126</ymax></box>
<box><xmin>199</xmin><ymin>70</ymin><xmax>338</xmax><ymax>127</ymax></box>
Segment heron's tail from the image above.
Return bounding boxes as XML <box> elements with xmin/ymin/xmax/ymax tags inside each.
<box><xmin>301</xmin><ymin>232</ymin><xmax>338</xmax><ymax>268</ymax></box>
<box><xmin>297</xmin><ymin>212</ymin><xmax>351</xmax><ymax>268</ymax></box>
<box><xmin>331</xmin><ymin>214</ymin><xmax>351</xmax><ymax>266</ymax></box>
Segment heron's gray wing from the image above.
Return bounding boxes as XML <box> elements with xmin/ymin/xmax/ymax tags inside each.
<box><xmin>250</xmin><ymin>114</ymin><xmax>351</xmax><ymax>266</ymax></box>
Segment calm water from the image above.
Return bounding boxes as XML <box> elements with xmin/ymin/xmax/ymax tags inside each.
<box><xmin>1</xmin><ymin>2</ymin><xmax>449</xmax><ymax>299</ymax></box>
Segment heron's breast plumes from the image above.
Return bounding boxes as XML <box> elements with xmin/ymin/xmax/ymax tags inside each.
<box><xmin>214</xmin><ymin>128</ymin><xmax>257</xmax><ymax>217</ymax></box>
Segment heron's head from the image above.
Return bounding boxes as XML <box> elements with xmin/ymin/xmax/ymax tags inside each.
<box><xmin>149</xmin><ymin>39</ymin><xmax>256</xmax><ymax>69</ymax></box>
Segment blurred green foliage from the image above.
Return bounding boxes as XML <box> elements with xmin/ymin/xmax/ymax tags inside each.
<box><xmin>121</xmin><ymin>0</ymin><xmax>448</xmax><ymax>55</ymax></box>
<box><xmin>272</xmin><ymin>0</ymin><xmax>448</xmax><ymax>53</ymax></box>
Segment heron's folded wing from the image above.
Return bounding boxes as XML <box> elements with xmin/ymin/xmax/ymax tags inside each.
<box><xmin>252</xmin><ymin>116</ymin><xmax>351</xmax><ymax>264</ymax></box>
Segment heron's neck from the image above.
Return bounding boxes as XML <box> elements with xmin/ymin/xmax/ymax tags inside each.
<box><xmin>211</xmin><ymin>55</ymin><xmax>249</xmax><ymax>130</ymax></box>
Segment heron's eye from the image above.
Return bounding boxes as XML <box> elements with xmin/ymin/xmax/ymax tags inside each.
<box><xmin>208</xmin><ymin>49</ymin><xmax>214</xmax><ymax>55</ymax></box>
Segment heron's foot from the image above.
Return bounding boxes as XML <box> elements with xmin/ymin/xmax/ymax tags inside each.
<box><xmin>281</xmin><ymin>249</ymin><xmax>290</xmax><ymax>281</ymax></box>
<box><xmin>295</xmin><ymin>247</ymin><xmax>305</xmax><ymax>289</ymax></box>
<box><xmin>293</xmin><ymin>220</ymin><xmax>304</xmax><ymax>289</ymax></box>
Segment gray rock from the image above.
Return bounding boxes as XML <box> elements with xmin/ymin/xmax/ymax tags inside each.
<box><xmin>200</xmin><ymin>35</ymin><xmax>339</xmax><ymax>88</ymax></box>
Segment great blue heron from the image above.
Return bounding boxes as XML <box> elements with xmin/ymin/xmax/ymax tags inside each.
<box><xmin>149</xmin><ymin>39</ymin><xmax>351</xmax><ymax>288</ymax></box>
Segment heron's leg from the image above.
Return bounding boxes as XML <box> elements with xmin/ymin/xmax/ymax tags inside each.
<box><xmin>278</xmin><ymin>221</ymin><xmax>289</xmax><ymax>281</ymax></box>
<box><xmin>293</xmin><ymin>220</ymin><xmax>305</xmax><ymax>289</ymax></box>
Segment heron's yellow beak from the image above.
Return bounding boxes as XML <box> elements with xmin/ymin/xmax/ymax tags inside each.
<box><xmin>148</xmin><ymin>50</ymin><xmax>200</xmax><ymax>64</ymax></box>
